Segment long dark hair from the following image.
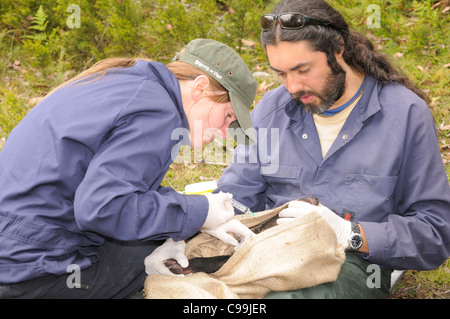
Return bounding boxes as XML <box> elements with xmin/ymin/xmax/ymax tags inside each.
<box><xmin>261</xmin><ymin>0</ymin><xmax>429</xmax><ymax>103</ymax></box>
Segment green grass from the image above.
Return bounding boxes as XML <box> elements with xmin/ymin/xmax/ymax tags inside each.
<box><xmin>390</xmin><ymin>259</ymin><xmax>450</xmax><ymax>299</ymax></box>
<box><xmin>0</xmin><ymin>0</ymin><xmax>449</xmax><ymax>298</ymax></box>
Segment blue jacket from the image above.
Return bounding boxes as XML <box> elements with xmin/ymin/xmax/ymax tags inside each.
<box><xmin>0</xmin><ymin>61</ymin><xmax>208</xmax><ymax>284</ymax></box>
<box><xmin>216</xmin><ymin>76</ymin><xmax>450</xmax><ymax>270</ymax></box>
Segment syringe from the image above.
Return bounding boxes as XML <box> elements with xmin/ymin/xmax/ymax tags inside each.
<box><xmin>231</xmin><ymin>199</ymin><xmax>256</xmax><ymax>217</ymax></box>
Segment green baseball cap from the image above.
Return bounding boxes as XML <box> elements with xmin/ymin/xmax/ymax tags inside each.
<box><xmin>173</xmin><ymin>38</ymin><xmax>257</xmax><ymax>144</ymax></box>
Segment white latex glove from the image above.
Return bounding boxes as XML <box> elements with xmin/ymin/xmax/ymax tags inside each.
<box><xmin>204</xmin><ymin>192</ymin><xmax>235</xmax><ymax>229</ymax></box>
<box><xmin>144</xmin><ymin>238</ymin><xmax>188</xmax><ymax>277</ymax></box>
<box><xmin>204</xmin><ymin>192</ymin><xmax>255</xmax><ymax>246</ymax></box>
<box><xmin>204</xmin><ymin>218</ymin><xmax>255</xmax><ymax>247</ymax></box>
<box><xmin>277</xmin><ymin>201</ymin><xmax>352</xmax><ymax>249</ymax></box>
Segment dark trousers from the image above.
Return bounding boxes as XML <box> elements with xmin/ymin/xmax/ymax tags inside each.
<box><xmin>0</xmin><ymin>238</ymin><xmax>160</xmax><ymax>299</ymax></box>
<box><xmin>265</xmin><ymin>252</ymin><xmax>393</xmax><ymax>299</ymax></box>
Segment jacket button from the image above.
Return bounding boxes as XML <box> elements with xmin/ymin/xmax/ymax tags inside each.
<box><xmin>342</xmin><ymin>134</ymin><xmax>349</xmax><ymax>140</ymax></box>
<box><xmin>302</xmin><ymin>133</ymin><xmax>308</xmax><ymax>139</ymax></box>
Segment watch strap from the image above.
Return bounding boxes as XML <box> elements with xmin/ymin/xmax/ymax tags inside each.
<box><xmin>351</xmin><ymin>222</ymin><xmax>360</xmax><ymax>234</ymax></box>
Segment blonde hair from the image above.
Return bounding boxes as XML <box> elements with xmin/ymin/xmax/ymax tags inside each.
<box><xmin>46</xmin><ymin>58</ymin><xmax>230</xmax><ymax>103</ymax></box>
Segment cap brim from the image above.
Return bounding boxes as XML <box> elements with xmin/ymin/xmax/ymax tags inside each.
<box><xmin>229</xmin><ymin>93</ymin><xmax>256</xmax><ymax>145</ymax></box>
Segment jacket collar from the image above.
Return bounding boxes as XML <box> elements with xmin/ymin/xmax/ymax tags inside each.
<box><xmin>356</xmin><ymin>75</ymin><xmax>381</xmax><ymax>122</ymax></box>
<box><xmin>135</xmin><ymin>60</ymin><xmax>191</xmax><ymax>146</ymax></box>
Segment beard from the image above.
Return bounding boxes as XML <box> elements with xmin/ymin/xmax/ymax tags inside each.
<box><xmin>292</xmin><ymin>68</ymin><xmax>347</xmax><ymax>115</ymax></box>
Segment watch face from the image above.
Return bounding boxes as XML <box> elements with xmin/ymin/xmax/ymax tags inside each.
<box><xmin>350</xmin><ymin>234</ymin><xmax>363</xmax><ymax>249</ymax></box>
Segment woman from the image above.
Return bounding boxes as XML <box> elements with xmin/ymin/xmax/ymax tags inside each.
<box><xmin>0</xmin><ymin>39</ymin><xmax>257</xmax><ymax>298</ymax></box>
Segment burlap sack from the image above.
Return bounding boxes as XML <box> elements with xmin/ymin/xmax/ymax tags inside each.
<box><xmin>144</xmin><ymin>200</ymin><xmax>346</xmax><ymax>299</ymax></box>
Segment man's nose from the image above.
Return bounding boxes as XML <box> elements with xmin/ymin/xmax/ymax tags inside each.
<box><xmin>286</xmin><ymin>74</ymin><xmax>306</xmax><ymax>94</ymax></box>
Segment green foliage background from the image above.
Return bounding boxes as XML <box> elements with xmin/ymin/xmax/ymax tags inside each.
<box><xmin>0</xmin><ymin>0</ymin><xmax>449</xmax><ymax>298</ymax></box>
<box><xmin>1</xmin><ymin>0</ymin><xmax>448</xmax><ymax>134</ymax></box>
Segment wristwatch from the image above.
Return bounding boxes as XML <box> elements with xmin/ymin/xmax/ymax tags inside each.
<box><xmin>348</xmin><ymin>222</ymin><xmax>363</xmax><ymax>251</ymax></box>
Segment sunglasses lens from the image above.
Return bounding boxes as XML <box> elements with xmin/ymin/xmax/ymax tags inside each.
<box><xmin>261</xmin><ymin>15</ymin><xmax>276</xmax><ymax>30</ymax></box>
<box><xmin>261</xmin><ymin>13</ymin><xmax>328</xmax><ymax>31</ymax></box>
<box><xmin>279</xmin><ymin>13</ymin><xmax>304</xmax><ymax>29</ymax></box>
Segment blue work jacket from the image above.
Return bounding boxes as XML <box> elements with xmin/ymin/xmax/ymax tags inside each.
<box><xmin>0</xmin><ymin>61</ymin><xmax>208</xmax><ymax>284</ymax></box>
<box><xmin>216</xmin><ymin>76</ymin><xmax>450</xmax><ymax>270</ymax></box>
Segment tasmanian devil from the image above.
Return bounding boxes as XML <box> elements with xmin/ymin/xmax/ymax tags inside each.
<box><xmin>164</xmin><ymin>197</ymin><xmax>320</xmax><ymax>275</ymax></box>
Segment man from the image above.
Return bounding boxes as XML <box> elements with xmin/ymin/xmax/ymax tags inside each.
<box><xmin>215</xmin><ymin>0</ymin><xmax>450</xmax><ymax>298</ymax></box>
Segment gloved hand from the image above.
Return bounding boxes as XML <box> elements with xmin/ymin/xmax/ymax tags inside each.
<box><xmin>204</xmin><ymin>218</ymin><xmax>255</xmax><ymax>247</ymax></box>
<box><xmin>277</xmin><ymin>200</ymin><xmax>352</xmax><ymax>249</ymax></box>
<box><xmin>144</xmin><ymin>238</ymin><xmax>189</xmax><ymax>277</ymax></box>
<box><xmin>204</xmin><ymin>192</ymin><xmax>255</xmax><ymax>246</ymax></box>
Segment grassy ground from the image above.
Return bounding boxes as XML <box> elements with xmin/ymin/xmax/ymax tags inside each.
<box><xmin>389</xmin><ymin>259</ymin><xmax>450</xmax><ymax>299</ymax></box>
<box><xmin>1</xmin><ymin>0</ymin><xmax>449</xmax><ymax>298</ymax></box>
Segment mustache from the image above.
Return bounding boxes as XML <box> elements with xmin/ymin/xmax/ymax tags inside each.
<box><xmin>292</xmin><ymin>91</ymin><xmax>316</xmax><ymax>100</ymax></box>
<box><xmin>291</xmin><ymin>90</ymin><xmax>323</xmax><ymax>105</ymax></box>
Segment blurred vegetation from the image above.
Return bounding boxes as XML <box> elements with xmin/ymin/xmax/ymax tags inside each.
<box><xmin>0</xmin><ymin>0</ymin><xmax>449</xmax><ymax>298</ymax></box>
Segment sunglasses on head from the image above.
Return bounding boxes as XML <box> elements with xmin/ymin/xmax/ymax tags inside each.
<box><xmin>261</xmin><ymin>12</ymin><xmax>331</xmax><ymax>31</ymax></box>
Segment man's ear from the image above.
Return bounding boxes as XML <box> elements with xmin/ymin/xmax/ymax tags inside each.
<box><xmin>335</xmin><ymin>35</ymin><xmax>345</xmax><ymax>60</ymax></box>
<box><xmin>191</xmin><ymin>75</ymin><xmax>211</xmax><ymax>102</ymax></box>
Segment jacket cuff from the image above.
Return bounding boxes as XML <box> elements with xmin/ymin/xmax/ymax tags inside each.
<box><xmin>178</xmin><ymin>194</ymin><xmax>208</xmax><ymax>240</ymax></box>
<box><xmin>358</xmin><ymin>221</ymin><xmax>390</xmax><ymax>265</ymax></box>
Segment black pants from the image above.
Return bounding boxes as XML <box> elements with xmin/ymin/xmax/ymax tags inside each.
<box><xmin>0</xmin><ymin>238</ymin><xmax>160</xmax><ymax>299</ymax></box>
